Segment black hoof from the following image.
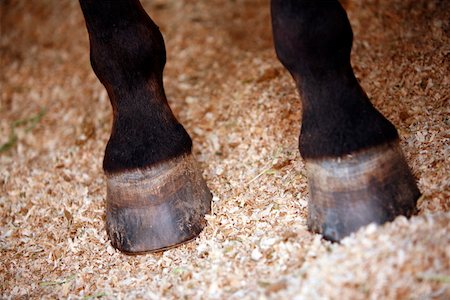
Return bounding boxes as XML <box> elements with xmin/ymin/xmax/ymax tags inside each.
<box><xmin>306</xmin><ymin>141</ymin><xmax>420</xmax><ymax>242</ymax></box>
<box><xmin>105</xmin><ymin>154</ymin><xmax>212</xmax><ymax>254</ymax></box>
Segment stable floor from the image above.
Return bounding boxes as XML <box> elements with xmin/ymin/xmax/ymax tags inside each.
<box><xmin>1</xmin><ymin>0</ymin><xmax>449</xmax><ymax>299</ymax></box>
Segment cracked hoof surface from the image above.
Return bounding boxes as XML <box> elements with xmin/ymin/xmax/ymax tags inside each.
<box><xmin>306</xmin><ymin>141</ymin><xmax>420</xmax><ymax>242</ymax></box>
<box><xmin>105</xmin><ymin>154</ymin><xmax>212</xmax><ymax>254</ymax></box>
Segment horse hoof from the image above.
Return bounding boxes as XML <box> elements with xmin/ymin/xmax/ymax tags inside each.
<box><xmin>306</xmin><ymin>141</ymin><xmax>420</xmax><ymax>242</ymax></box>
<box><xmin>105</xmin><ymin>154</ymin><xmax>212</xmax><ymax>254</ymax></box>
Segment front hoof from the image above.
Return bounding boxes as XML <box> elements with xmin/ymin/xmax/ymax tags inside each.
<box><xmin>306</xmin><ymin>141</ymin><xmax>420</xmax><ymax>242</ymax></box>
<box><xmin>105</xmin><ymin>154</ymin><xmax>212</xmax><ymax>254</ymax></box>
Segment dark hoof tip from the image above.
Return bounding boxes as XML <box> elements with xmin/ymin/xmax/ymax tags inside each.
<box><xmin>105</xmin><ymin>154</ymin><xmax>212</xmax><ymax>254</ymax></box>
<box><xmin>306</xmin><ymin>142</ymin><xmax>420</xmax><ymax>242</ymax></box>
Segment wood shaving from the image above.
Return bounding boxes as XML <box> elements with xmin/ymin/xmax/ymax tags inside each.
<box><xmin>1</xmin><ymin>0</ymin><xmax>449</xmax><ymax>298</ymax></box>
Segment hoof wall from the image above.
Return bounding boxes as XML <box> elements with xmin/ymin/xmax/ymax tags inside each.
<box><xmin>306</xmin><ymin>142</ymin><xmax>420</xmax><ymax>242</ymax></box>
<box><xmin>105</xmin><ymin>154</ymin><xmax>212</xmax><ymax>254</ymax></box>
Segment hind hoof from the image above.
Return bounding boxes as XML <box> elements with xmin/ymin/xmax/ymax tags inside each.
<box><xmin>306</xmin><ymin>141</ymin><xmax>420</xmax><ymax>242</ymax></box>
<box><xmin>105</xmin><ymin>154</ymin><xmax>212</xmax><ymax>254</ymax></box>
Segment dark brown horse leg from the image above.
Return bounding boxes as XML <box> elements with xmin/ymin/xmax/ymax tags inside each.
<box><xmin>271</xmin><ymin>0</ymin><xmax>420</xmax><ymax>241</ymax></box>
<box><xmin>79</xmin><ymin>0</ymin><xmax>211</xmax><ymax>253</ymax></box>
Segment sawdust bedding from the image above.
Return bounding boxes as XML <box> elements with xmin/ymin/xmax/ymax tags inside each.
<box><xmin>0</xmin><ymin>0</ymin><xmax>449</xmax><ymax>299</ymax></box>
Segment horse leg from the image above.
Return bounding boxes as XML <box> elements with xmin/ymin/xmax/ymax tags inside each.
<box><xmin>271</xmin><ymin>0</ymin><xmax>420</xmax><ymax>241</ymax></box>
<box><xmin>79</xmin><ymin>0</ymin><xmax>211</xmax><ymax>253</ymax></box>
